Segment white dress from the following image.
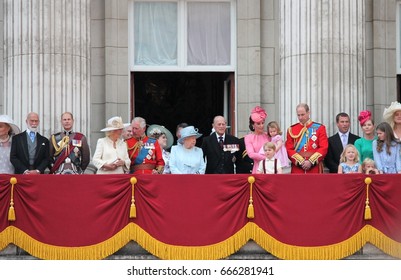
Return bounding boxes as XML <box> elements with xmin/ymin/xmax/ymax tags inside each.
<box><xmin>92</xmin><ymin>137</ymin><xmax>131</xmax><ymax>174</ymax></box>
<box><xmin>169</xmin><ymin>145</ymin><xmax>206</xmax><ymax>174</ymax></box>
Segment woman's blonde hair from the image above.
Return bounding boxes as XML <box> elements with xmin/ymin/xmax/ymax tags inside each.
<box><xmin>339</xmin><ymin>144</ymin><xmax>360</xmax><ymax>163</ymax></box>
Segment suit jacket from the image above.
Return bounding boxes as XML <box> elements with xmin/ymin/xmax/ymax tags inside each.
<box><xmin>325</xmin><ymin>132</ymin><xmax>360</xmax><ymax>173</ymax></box>
<box><xmin>201</xmin><ymin>132</ymin><xmax>240</xmax><ymax>174</ymax></box>
<box><xmin>10</xmin><ymin>130</ymin><xmax>50</xmax><ymax>174</ymax></box>
<box><xmin>235</xmin><ymin>137</ymin><xmax>253</xmax><ymax>174</ymax></box>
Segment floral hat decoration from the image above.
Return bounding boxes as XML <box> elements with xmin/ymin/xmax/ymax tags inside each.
<box><xmin>100</xmin><ymin>116</ymin><xmax>129</xmax><ymax>132</ymax></box>
<box><xmin>250</xmin><ymin>106</ymin><xmax>267</xmax><ymax>123</ymax></box>
<box><xmin>358</xmin><ymin>110</ymin><xmax>372</xmax><ymax>126</ymax></box>
<box><xmin>147</xmin><ymin>124</ymin><xmax>174</xmax><ymax>149</ymax></box>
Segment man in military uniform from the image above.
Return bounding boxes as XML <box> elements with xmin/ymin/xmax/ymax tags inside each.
<box><xmin>285</xmin><ymin>103</ymin><xmax>328</xmax><ymax>174</ymax></box>
<box><xmin>49</xmin><ymin>112</ymin><xmax>90</xmax><ymax>174</ymax></box>
<box><xmin>126</xmin><ymin>117</ymin><xmax>164</xmax><ymax>174</ymax></box>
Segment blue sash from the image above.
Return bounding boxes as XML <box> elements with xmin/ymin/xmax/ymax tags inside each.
<box><xmin>295</xmin><ymin>123</ymin><xmax>321</xmax><ymax>152</ymax></box>
<box><xmin>134</xmin><ymin>138</ymin><xmax>156</xmax><ymax>165</ymax></box>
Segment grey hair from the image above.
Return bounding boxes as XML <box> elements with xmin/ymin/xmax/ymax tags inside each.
<box><xmin>132</xmin><ymin>117</ymin><xmax>146</xmax><ymax>128</ymax></box>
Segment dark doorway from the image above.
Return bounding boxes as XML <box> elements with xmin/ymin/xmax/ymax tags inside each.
<box><xmin>132</xmin><ymin>72</ymin><xmax>235</xmax><ymax>145</ymax></box>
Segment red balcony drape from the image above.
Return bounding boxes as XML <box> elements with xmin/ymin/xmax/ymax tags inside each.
<box><xmin>0</xmin><ymin>174</ymin><xmax>400</xmax><ymax>260</ymax></box>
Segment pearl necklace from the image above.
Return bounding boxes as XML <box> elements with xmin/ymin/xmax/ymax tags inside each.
<box><xmin>0</xmin><ymin>135</ymin><xmax>10</xmax><ymax>146</ymax></box>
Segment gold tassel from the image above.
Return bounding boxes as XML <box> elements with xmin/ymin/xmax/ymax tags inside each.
<box><xmin>247</xmin><ymin>202</ymin><xmax>254</xmax><ymax>219</ymax></box>
<box><xmin>364</xmin><ymin>177</ymin><xmax>372</xmax><ymax>220</ymax></box>
<box><xmin>8</xmin><ymin>177</ymin><xmax>17</xmax><ymax>221</ymax></box>
<box><xmin>247</xmin><ymin>176</ymin><xmax>255</xmax><ymax>219</ymax></box>
<box><xmin>364</xmin><ymin>204</ymin><xmax>371</xmax><ymax>220</ymax></box>
<box><xmin>130</xmin><ymin>177</ymin><xmax>137</xmax><ymax>218</ymax></box>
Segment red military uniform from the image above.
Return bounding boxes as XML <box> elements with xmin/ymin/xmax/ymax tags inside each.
<box><xmin>126</xmin><ymin>136</ymin><xmax>165</xmax><ymax>174</ymax></box>
<box><xmin>285</xmin><ymin>120</ymin><xmax>328</xmax><ymax>173</ymax></box>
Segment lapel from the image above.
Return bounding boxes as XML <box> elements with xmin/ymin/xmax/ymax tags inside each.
<box><xmin>335</xmin><ymin>133</ymin><xmax>344</xmax><ymax>152</ymax></box>
<box><xmin>35</xmin><ymin>133</ymin><xmax>44</xmax><ymax>158</ymax></box>
<box><xmin>211</xmin><ymin>133</ymin><xmax>222</xmax><ymax>155</ymax></box>
<box><xmin>21</xmin><ymin>131</ymin><xmax>30</xmax><ymax>161</ymax></box>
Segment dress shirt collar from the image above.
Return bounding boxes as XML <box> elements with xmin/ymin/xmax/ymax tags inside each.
<box><xmin>64</xmin><ymin>130</ymin><xmax>73</xmax><ymax>136</ymax></box>
<box><xmin>26</xmin><ymin>129</ymin><xmax>36</xmax><ymax>136</ymax></box>
<box><xmin>216</xmin><ymin>133</ymin><xmax>225</xmax><ymax>141</ymax></box>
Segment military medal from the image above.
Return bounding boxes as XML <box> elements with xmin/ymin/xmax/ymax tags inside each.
<box><xmin>74</xmin><ymin>146</ymin><xmax>79</xmax><ymax>157</ymax></box>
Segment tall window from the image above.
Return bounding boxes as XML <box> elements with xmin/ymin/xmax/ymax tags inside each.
<box><xmin>129</xmin><ymin>0</ymin><xmax>236</xmax><ymax>71</ymax></box>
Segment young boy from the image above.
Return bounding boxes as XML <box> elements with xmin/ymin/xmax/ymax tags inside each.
<box><xmin>362</xmin><ymin>158</ymin><xmax>379</xmax><ymax>175</ymax></box>
<box><xmin>257</xmin><ymin>142</ymin><xmax>283</xmax><ymax>174</ymax></box>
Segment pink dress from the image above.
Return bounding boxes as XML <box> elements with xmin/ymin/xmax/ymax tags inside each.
<box><xmin>244</xmin><ymin>133</ymin><xmax>270</xmax><ymax>174</ymax></box>
<box><xmin>271</xmin><ymin>135</ymin><xmax>289</xmax><ymax>168</ymax></box>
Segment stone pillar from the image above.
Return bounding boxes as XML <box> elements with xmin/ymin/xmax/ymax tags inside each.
<box><xmin>280</xmin><ymin>0</ymin><xmax>365</xmax><ymax>135</ymax></box>
<box><xmin>3</xmin><ymin>0</ymin><xmax>90</xmax><ymax>137</ymax></box>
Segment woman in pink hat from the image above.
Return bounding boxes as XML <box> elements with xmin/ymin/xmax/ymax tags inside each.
<box><xmin>244</xmin><ymin>106</ymin><xmax>271</xmax><ymax>174</ymax></box>
<box><xmin>354</xmin><ymin>110</ymin><xmax>376</xmax><ymax>163</ymax></box>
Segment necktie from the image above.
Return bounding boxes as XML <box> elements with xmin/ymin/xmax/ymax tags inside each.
<box><xmin>218</xmin><ymin>136</ymin><xmax>224</xmax><ymax>149</ymax></box>
<box><xmin>30</xmin><ymin>131</ymin><xmax>35</xmax><ymax>142</ymax></box>
<box><xmin>341</xmin><ymin>134</ymin><xmax>347</xmax><ymax>148</ymax></box>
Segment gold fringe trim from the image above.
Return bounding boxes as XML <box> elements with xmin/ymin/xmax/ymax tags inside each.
<box><xmin>0</xmin><ymin>224</ymin><xmax>400</xmax><ymax>260</ymax></box>
<box><xmin>250</xmin><ymin>223</ymin><xmax>401</xmax><ymax>260</ymax></box>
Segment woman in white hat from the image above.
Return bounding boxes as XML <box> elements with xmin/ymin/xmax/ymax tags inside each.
<box><xmin>0</xmin><ymin>115</ymin><xmax>20</xmax><ymax>173</ymax></box>
<box><xmin>147</xmin><ymin>125</ymin><xmax>174</xmax><ymax>174</ymax></box>
<box><xmin>92</xmin><ymin>116</ymin><xmax>131</xmax><ymax>174</ymax></box>
<box><xmin>383</xmin><ymin>101</ymin><xmax>401</xmax><ymax>139</ymax></box>
<box><xmin>169</xmin><ymin>126</ymin><xmax>206</xmax><ymax>174</ymax></box>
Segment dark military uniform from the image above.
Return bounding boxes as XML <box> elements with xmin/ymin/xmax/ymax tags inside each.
<box><xmin>50</xmin><ymin>131</ymin><xmax>90</xmax><ymax>174</ymax></box>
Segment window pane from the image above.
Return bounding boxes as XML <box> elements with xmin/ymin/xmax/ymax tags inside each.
<box><xmin>187</xmin><ymin>2</ymin><xmax>231</xmax><ymax>65</ymax></box>
<box><xmin>134</xmin><ymin>2</ymin><xmax>178</xmax><ymax>65</ymax></box>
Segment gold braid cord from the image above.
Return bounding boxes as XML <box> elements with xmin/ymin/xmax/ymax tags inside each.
<box><xmin>364</xmin><ymin>177</ymin><xmax>372</xmax><ymax>220</ymax></box>
<box><xmin>127</xmin><ymin>141</ymin><xmax>143</xmax><ymax>160</ymax></box>
<box><xmin>130</xmin><ymin>177</ymin><xmax>137</xmax><ymax>218</ymax></box>
<box><xmin>247</xmin><ymin>176</ymin><xmax>255</xmax><ymax>219</ymax></box>
<box><xmin>52</xmin><ymin>135</ymin><xmax>70</xmax><ymax>156</ymax></box>
<box><xmin>309</xmin><ymin>152</ymin><xmax>322</xmax><ymax>165</ymax></box>
<box><xmin>8</xmin><ymin>177</ymin><xmax>17</xmax><ymax>221</ymax></box>
<box><xmin>291</xmin><ymin>153</ymin><xmax>305</xmax><ymax>165</ymax></box>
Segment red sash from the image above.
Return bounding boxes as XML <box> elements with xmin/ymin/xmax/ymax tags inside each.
<box><xmin>50</xmin><ymin>133</ymin><xmax>84</xmax><ymax>174</ymax></box>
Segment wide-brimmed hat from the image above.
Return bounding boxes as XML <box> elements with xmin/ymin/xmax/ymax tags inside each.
<box><xmin>250</xmin><ymin>106</ymin><xmax>267</xmax><ymax>122</ymax></box>
<box><xmin>383</xmin><ymin>101</ymin><xmax>401</xmax><ymax>127</ymax></box>
<box><xmin>100</xmin><ymin>116</ymin><xmax>129</xmax><ymax>132</ymax></box>
<box><xmin>0</xmin><ymin>115</ymin><xmax>20</xmax><ymax>135</ymax></box>
<box><xmin>178</xmin><ymin>126</ymin><xmax>202</xmax><ymax>144</ymax></box>
<box><xmin>147</xmin><ymin>124</ymin><xmax>174</xmax><ymax>149</ymax></box>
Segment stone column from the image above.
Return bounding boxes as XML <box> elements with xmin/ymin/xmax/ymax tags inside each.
<box><xmin>3</xmin><ymin>0</ymin><xmax>90</xmax><ymax>137</ymax></box>
<box><xmin>280</xmin><ymin>0</ymin><xmax>365</xmax><ymax>135</ymax></box>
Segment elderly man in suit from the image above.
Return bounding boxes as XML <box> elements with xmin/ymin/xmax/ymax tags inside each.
<box><xmin>10</xmin><ymin>112</ymin><xmax>50</xmax><ymax>174</ymax></box>
<box><xmin>201</xmin><ymin>115</ymin><xmax>240</xmax><ymax>174</ymax></box>
<box><xmin>325</xmin><ymin>112</ymin><xmax>360</xmax><ymax>173</ymax></box>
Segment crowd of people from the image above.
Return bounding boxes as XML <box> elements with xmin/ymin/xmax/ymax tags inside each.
<box><xmin>1</xmin><ymin>101</ymin><xmax>401</xmax><ymax>175</ymax></box>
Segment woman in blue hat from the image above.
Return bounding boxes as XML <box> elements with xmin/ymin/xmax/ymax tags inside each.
<box><xmin>169</xmin><ymin>126</ymin><xmax>206</xmax><ymax>174</ymax></box>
